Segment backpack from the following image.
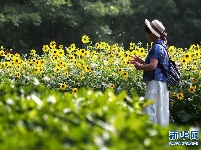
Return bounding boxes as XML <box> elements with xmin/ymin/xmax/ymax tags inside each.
<box><xmin>156</xmin><ymin>43</ymin><xmax>181</xmax><ymax>86</ymax></box>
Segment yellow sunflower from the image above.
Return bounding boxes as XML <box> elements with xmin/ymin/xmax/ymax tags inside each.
<box><xmin>72</xmin><ymin>88</ymin><xmax>78</xmax><ymax>93</ymax></box>
<box><xmin>59</xmin><ymin>45</ymin><xmax>64</xmax><ymax>50</ymax></box>
<box><xmin>181</xmin><ymin>58</ymin><xmax>188</xmax><ymax>64</ymax></box>
<box><xmin>50</xmin><ymin>41</ymin><xmax>56</xmax><ymax>49</ymax></box>
<box><xmin>30</xmin><ymin>49</ymin><xmax>36</xmax><ymax>56</ymax></box>
<box><xmin>42</xmin><ymin>45</ymin><xmax>50</xmax><ymax>53</ymax></box>
<box><xmin>3</xmin><ymin>61</ymin><xmax>11</xmax><ymax>68</ymax></box>
<box><xmin>105</xmin><ymin>43</ymin><xmax>111</xmax><ymax>51</ymax></box>
<box><xmin>68</xmin><ymin>43</ymin><xmax>76</xmax><ymax>52</ymax></box>
<box><xmin>110</xmin><ymin>83</ymin><xmax>115</xmax><ymax>89</ymax></box>
<box><xmin>34</xmin><ymin>67</ymin><xmax>41</xmax><ymax>74</ymax></box>
<box><xmin>50</xmin><ymin>48</ymin><xmax>59</xmax><ymax>56</ymax></box>
<box><xmin>55</xmin><ymin>65</ymin><xmax>61</xmax><ymax>73</ymax></box>
<box><xmin>16</xmin><ymin>72</ymin><xmax>21</xmax><ymax>78</ymax></box>
<box><xmin>0</xmin><ymin>50</ymin><xmax>5</xmax><ymax>56</ymax></box>
<box><xmin>58</xmin><ymin>49</ymin><xmax>65</xmax><ymax>57</ymax></box>
<box><xmin>13</xmin><ymin>56</ymin><xmax>21</xmax><ymax>65</ymax></box>
<box><xmin>188</xmin><ymin>85</ymin><xmax>196</xmax><ymax>93</ymax></box>
<box><xmin>177</xmin><ymin>93</ymin><xmax>184</xmax><ymax>100</ymax></box>
<box><xmin>123</xmin><ymin>71</ymin><xmax>128</xmax><ymax>78</ymax></box>
<box><xmin>182</xmin><ymin>53</ymin><xmax>191</xmax><ymax>62</ymax></box>
<box><xmin>69</xmin><ymin>55</ymin><xmax>76</xmax><ymax>62</ymax></box>
<box><xmin>64</xmin><ymin>71</ymin><xmax>69</xmax><ymax>77</ymax></box>
<box><xmin>60</xmin><ymin>83</ymin><xmax>67</xmax><ymax>90</ymax></box>
<box><xmin>129</xmin><ymin>42</ymin><xmax>135</xmax><ymax>50</ymax></box>
<box><xmin>118</xmin><ymin>68</ymin><xmax>123</xmax><ymax>74</ymax></box>
<box><xmin>81</xmin><ymin>35</ymin><xmax>90</xmax><ymax>44</ymax></box>
<box><xmin>85</xmin><ymin>66</ymin><xmax>91</xmax><ymax>73</ymax></box>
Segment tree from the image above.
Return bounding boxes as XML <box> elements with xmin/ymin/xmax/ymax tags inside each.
<box><xmin>0</xmin><ymin>0</ymin><xmax>133</xmax><ymax>53</ymax></box>
<box><xmin>0</xmin><ymin>0</ymin><xmax>201</xmax><ymax>53</ymax></box>
<box><xmin>173</xmin><ymin>0</ymin><xmax>201</xmax><ymax>47</ymax></box>
<box><xmin>107</xmin><ymin>0</ymin><xmax>179</xmax><ymax>48</ymax></box>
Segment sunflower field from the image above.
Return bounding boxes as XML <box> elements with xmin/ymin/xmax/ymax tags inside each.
<box><xmin>0</xmin><ymin>35</ymin><xmax>200</xmax><ymax>149</ymax></box>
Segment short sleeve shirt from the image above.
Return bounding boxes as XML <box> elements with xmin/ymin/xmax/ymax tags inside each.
<box><xmin>143</xmin><ymin>40</ymin><xmax>169</xmax><ymax>82</ymax></box>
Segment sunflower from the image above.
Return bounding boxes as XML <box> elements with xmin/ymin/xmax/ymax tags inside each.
<box><xmin>68</xmin><ymin>43</ymin><xmax>76</xmax><ymax>52</ymax></box>
<box><xmin>55</xmin><ymin>65</ymin><xmax>61</xmax><ymax>73</ymax></box>
<box><xmin>14</xmin><ymin>53</ymin><xmax>20</xmax><ymax>57</ymax></box>
<box><xmin>100</xmin><ymin>42</ymin><xmax>107</xmax><ymax>49</ymax></box>
<box><xmin>58</xmin><ymin>61</ymin><xmax>67</xmax><ymax>69</ymax></box>
<box><xmin>0</xmin><ymin>50</ymin><xmax>5</xmax><ymax>56</ymax></box>
<box><xmin>30</xmin><ymin>49</ymin><xmax>36</xmax><ymax>56</ymax></box>
<box><xmin>13</xmin><ymin>56</ymin><xmax>21</xmax><ymax>65</ymax></box>
<box><xmin>79</xmin><ymin>73</ymin><xmax>84</xmax><ymax>79</ymax></box>
<box><xmin>188</xmin><ymin>85</ymin><xmax>196</xmax><ymax>93</ymax></box>
<box><xmin>181</xmin><ymin>58</ymin><xmax>188</xmax><ymax>64</ymax></box>
<box><xmin>50</xmin><ymin>48</ymin><xmax>59</xmax><ymax>56</ymax></box>
<box><xmin>129</xmin><ymin>42</ymin><xmax>135</xmax><ymax>50</ymax></box>
<box><xmin>16</xmin><ymin>72</ymin><xmax>21</xmax><ymax>78</ymax></box>
<box><xmin>95</xmin><ymin>43</ymin><xmax>100</xmax><ymax>49</ymax></box>
<box><xmin>3</xmin><ymin>61</ymin><xmax>11</xmax><ymax>68</ymax></box>
<box><xmin>69</xmin><ymin>55</ymin><xmax>76</xmax><ymax>62</ymax></box>
<box><xmin>124</xmin><ymin>51</ymin><xmax>130</xmax><ymax>59</ymax></box>
<box><xmin>40</xmin><ymin>59</ymin><xmax>46</xmax><ymax>66</ymax></box>
<box><xmin>131</xmin><ymin>50</ymin><xmax>139</xmax><ymax>57</ymax></box>
<box><xmin>16</xmin><ymin>64</ymin><xmax>22</xmax><ymax>70</ymax></box>
<box><xmin>58</xmin><ymin>49</ymin><xmax>65</xmax><ymax>57</ymax></box>
<box><xmin>111</xmin><ymin>44</ymin><xmax>118</xmax><ymax>52</ymax></box>
<box><xmin>72</xmin><ymin>88</ymin><xmax>78</xmax><ymax>93</ymax></box>
<box><xmin>105</xmin><ymin>43</ymin><xmax>111</xmax><ymax>51</ymax></box>
<box><xmin>194</xmin><ymin>50</ymin><xmax>200</xmax><ymax>58</ymax></box>
<box><xmin>85</xmin><ymin>66</ymin><xmax>91</xmax><ymax>73</ymax></box>
<box><xmin>64</xmin><ymin>71</ymin><xmax>69</xmax><ymax>77</ymax></box>
<box><xmin>81</xmin><ymin>35</ymin><xmax>90</xmax><ymax>44</ymax></box>
<box><xmin>139</xmin><ymin>47</ymin><xmax>145</xmax><ymax>54</ymax></box>
<box><xmin>118</xmin><ymin>68</ymin><xmax>123</xmax><ymax>74</ymax></box>
<box><xmin>30</xmin><ymin>58</ymin><xmax>37</xmax><ymax>64</ymax></box>
<box><xmin>123</xmin><ymin>71</ymin><xmax>128</xmax><ymax>78</ymax></box>
<box><xmin>91</xmin><ymin>50</ymin><xmax>97</xmax><ymax>55</ymax></box>
<box><xmin>42</xmin><ymin>45</ymin><xmax>50</xmax><ymax>53</ymax></box>
<box><xmin>168</xmin><ymin>46</ymin><xmax>175</xmax><ymax>54</ymax></box>
<box><xmin>50</xmin><ymin>41</ymin><xmax>56</xmax><ymax>49</ymax></box>
<box><xmin>182</xmin><ymin>53</ymin><xmax>191</xmax><ymax>62</ymax></box>
<box><xmin>34</xmin><ymin>67</ymin><xmax>41</xmax><ymax>74</ymax></box>
<box><xmin>110</xmin><ymin>83</ymin><xmax>115</xmax><ymax>89</ymax></box>
<box><xmin>138</xmin><ymin>47</ymin><xmax>146</xmax><ymax>58</ymax></box>
<box><xmin>5</xmin><ymin>53</ymin><xmax>12</xmax><ymax>60</ymax></box>
<box><xmin>36</xmin><ymin>59</ymin><xmax>44</xmax><ymax>67</ymax></box>
<box><xmin>177</xmin><ymin>93</ymin><xmax>184</xmax><ymax>100</ymax></box>
<box><xmin>80</xmin><ymin>49</ymin><xmax>86</xmax><ymax>57</ymax></box>
<box><xmin>60</xmin><ymin>83</ymin><xmax>67</xmax><ymax>90</ymax></box>
<box><xmin>59</xmin><ymin>45</ymin><xmax>64</xmax><ymax>50</ymax></box>
<box><xmin>191</xmin><ymin>78</ymin><xmax>197</xmax><ymax>83</ymax></box>
<box><xmin>9</xmin><ymin>72</ymin><xmax>13</xmax><ymax>77</ymax></box>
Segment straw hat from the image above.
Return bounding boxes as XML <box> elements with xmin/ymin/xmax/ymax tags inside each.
<box><xmin>145</xmin><ymin>19</ymin><xmax>165</xmax><ymax>37</ymax></box>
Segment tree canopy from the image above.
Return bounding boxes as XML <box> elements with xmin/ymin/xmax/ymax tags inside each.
<box><xmin>0</xmin><ymin>0</ymin><xmax>200</xmax><ymax>53</ymax></box>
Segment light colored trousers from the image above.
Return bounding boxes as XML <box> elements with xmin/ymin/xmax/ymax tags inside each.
<box><xmin>144</xmin><ymin>80</ymin><xmax>169</xmax><ymax>127</ymax></box>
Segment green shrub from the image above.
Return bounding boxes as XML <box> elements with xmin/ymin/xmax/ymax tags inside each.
<box><xmin>0</xmin><ymin>82</ymin><xmax>200</xmax><ymax>150</ymax></box>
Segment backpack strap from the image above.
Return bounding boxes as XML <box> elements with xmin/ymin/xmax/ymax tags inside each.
<box><xmin>154</xmin><ymin>42</ymin><xmax>170</xmax><ymax>58</ymax></box>
<box><xmin>153</xmin><ymin>42</ymin><xmax>169</xmax><ymax>75</ymax></box>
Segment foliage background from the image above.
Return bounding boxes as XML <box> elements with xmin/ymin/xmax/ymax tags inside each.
<box><xmin>0</xmin><ymin>82</ymin><xmax>200</xmax><ymax>150</ymax></box>
<box><xmin>0</xmin><ymin>38</ymin><xmax>200</xmax><ymax>127</ymax></box>
<box><xmin>0</xmin><ymin>0</ymin><xmax>201</xmax><ymax>53</ymax></box>
<box><xmin>0</xmin><ymin>0</ymin><xmax>201</xmax><ymax>149</ymax></box>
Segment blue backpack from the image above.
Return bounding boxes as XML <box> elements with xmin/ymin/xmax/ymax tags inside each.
<box><xmin>157</xmin><ymin>43</ymin><xmax>181</xmax><ymax>86</ymax></box>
